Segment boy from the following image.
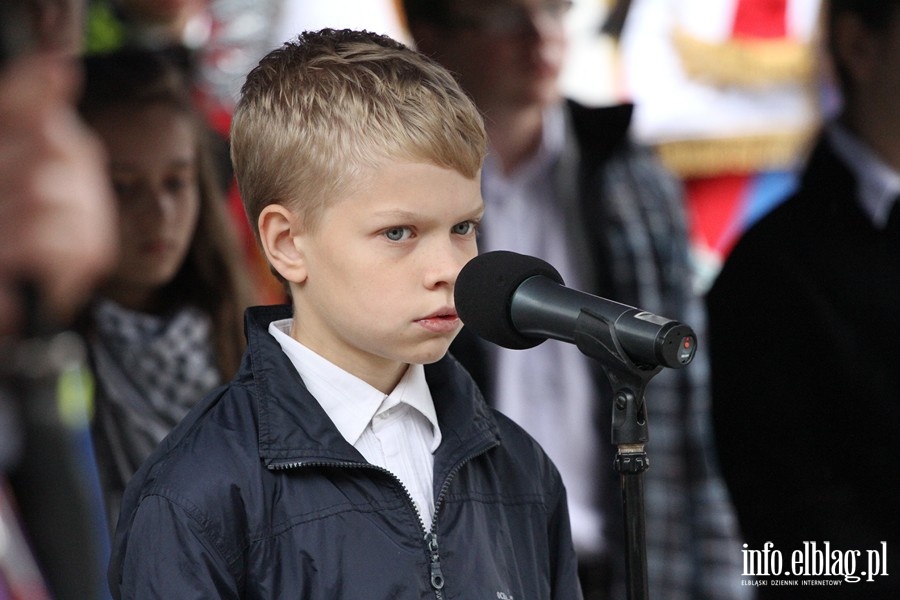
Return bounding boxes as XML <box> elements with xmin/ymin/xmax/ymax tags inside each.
<box><xmin>109</xmin><ymin>28</ymin><xmax>582</xmax><ymax>599</ymax></box>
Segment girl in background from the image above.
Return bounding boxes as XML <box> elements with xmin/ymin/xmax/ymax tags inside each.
<box><xmin>76</xmin><ymin>48</ymin><xmax>255</xmax><ymax>528</ymax></box>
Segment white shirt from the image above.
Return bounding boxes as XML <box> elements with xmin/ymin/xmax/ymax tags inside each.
<box><xmin>481</xmin><ymin>105</ymin><xmax>605</xmax><ymax>556</ymax></box>
<box><xmin>827</xmin><ymin>121</ymin><xmax>900</xmax><ymax>228</ymax></box>
<box><xmin>269</xmin><ymin>319</ymin><xmax>441</xmax><ymax>529</ymax></box>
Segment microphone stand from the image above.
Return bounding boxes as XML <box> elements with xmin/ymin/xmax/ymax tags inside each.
<box><xmin>573</xmin><ymin>308</ymin><xmax>664</xmax><ymax>600</ymax></box>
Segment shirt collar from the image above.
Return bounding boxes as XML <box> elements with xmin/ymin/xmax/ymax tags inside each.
<box><xmin>826</xmin><ymin>121</ymin><xmax>900</xmax><ymax>228</ymax></box>
<box><xmin>268</xmin><ymin>319</ymin><xmax>442</xmax><ymax>451</ymax></box>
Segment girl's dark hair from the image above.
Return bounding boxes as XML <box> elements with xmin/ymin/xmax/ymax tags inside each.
<box><xmin>79</xmin><ymin>48</ymin><xmax>253</xmax><ymax>378</ymax></box>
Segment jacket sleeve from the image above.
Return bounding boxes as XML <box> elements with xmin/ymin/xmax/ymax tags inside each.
<box><xmin>111</xmin><ymin>494</ymin><xmax>240</xmax><ymax>599</ymax></box>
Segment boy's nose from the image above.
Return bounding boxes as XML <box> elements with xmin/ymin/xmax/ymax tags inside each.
<box><xmin>424</xmin><ymin>243</ymin><xmax>475</xmax><ymax>291</ymax></box>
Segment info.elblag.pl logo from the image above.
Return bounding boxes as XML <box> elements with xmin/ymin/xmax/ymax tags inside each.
<box><xmin>741</xmin><ymin>541</ymin><xmax>890</xmax><ymax>588</ymax></box>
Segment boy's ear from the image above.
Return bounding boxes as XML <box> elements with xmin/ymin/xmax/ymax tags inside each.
<box><xmin>258</xmin><ymin>204</ymin><xmax>308</xmax><ymax>284</ymax></box>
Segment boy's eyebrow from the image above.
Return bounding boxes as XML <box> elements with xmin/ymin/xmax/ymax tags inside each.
<box><xmin>372</xmin><ymin>205</ymin><xmax>485</xmax><ymax>221</ymax></box>
<box><xmin>371</xmin><ymin>209</ymin><xmax>422</xmax><ymax>220</ymax></box>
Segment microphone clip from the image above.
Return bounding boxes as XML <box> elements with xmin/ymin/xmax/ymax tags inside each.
<box><xmin>573</xmin><ymin>309</ymin><xmax>660</xmax><ymax>447</ymax></box>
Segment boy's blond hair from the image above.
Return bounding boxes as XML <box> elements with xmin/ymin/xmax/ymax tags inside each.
<box><xmin>230</xmin><ymin>28</ymin><xmax>487</xmax><ymax>242</ymax></box>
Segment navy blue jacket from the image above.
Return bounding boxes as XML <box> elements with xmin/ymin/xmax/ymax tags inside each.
<box><xmin>109</xmin><ymin>305</ymin><xmax>582</xmax><ymax>599</ymax></box>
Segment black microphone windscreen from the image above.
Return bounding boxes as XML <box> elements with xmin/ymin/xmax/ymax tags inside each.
<box><xmin>455</xmin><ymin>251</ymin><xmax>564</xmax><ymax>349</ymax></box>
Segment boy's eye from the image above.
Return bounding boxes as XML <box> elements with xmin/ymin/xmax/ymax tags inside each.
<box><xmin>452</xmin><ymin>221</ymin><xmax>478</xmax><ymax>236</ymax></box>
<box><xmin>384</xmin><ymin>226</ymin><xmax>413</xmax><ymax>242</ymax></box>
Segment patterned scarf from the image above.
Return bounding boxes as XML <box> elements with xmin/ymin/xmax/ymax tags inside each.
<box><xmin>89</xmin><ymin>299</ymin><xmax>221</xmax><ymax>525</ymax></box>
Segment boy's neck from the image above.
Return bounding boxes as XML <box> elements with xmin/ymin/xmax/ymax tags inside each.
<box><xmin>288</xmin><ymin>319</ymin><xmax>409</xmax><ymax>395</ymax></box>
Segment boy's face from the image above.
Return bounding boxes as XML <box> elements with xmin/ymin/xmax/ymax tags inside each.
<box><xmin>289</xmin><ymin>161</ymin><xmax>483</xmax><ymax>390</ymax></box>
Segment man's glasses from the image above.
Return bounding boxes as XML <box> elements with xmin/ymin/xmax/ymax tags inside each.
<box><xmin>446</xmin><ymin>0</ymin><xmax>574</xmax><ymax>36</ymax></box>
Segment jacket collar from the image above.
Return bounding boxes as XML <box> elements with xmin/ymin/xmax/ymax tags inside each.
<box><xmin>565</xmin><ymin>99</ymin><xmax>634</xmax><ymax>167</ymax></box>
<box><xmin>242</xmin><ymin>305</ymin><xmax>500</xmax><ymax>474</ymax></box>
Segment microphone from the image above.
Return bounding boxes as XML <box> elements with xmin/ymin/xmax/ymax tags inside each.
<box><xmin>454</xmin><ymin>251</ymin><xmax>696</xmax><ymax>369</ymax></box>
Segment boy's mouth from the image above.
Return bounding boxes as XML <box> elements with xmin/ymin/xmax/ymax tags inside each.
<box><xmin>415</xmin><ymin>309</ymin><xmax>461</xmax><ymax>334</ymax></box>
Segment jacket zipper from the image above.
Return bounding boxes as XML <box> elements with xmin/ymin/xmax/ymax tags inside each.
<box><xmin>425</xmin><ymin>531</ymin><xmax>445</xmax><ymax>599</ymax></box>
<box><xmin>421</xmin><ymin>441</ymin><xmax>498</xmax><ymax>600</ymax></box>
<box><xmin>270</xmin><ymin>439</ymin><xmax>497</xmax><ymax>599</ymax></box>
